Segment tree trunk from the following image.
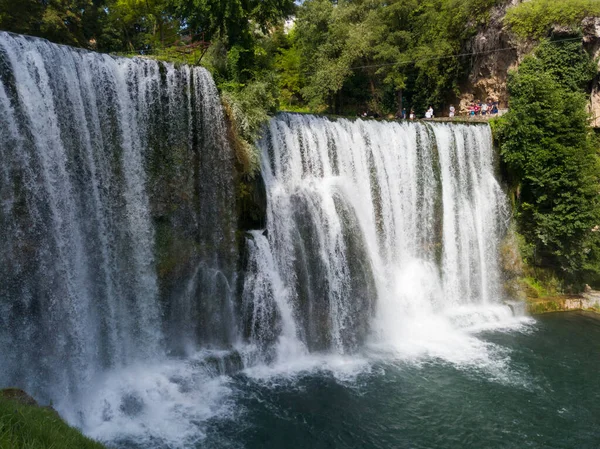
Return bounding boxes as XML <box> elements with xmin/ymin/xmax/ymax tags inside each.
<box><xmin>397</xmin><ymin>88</ymin><xmax>403</xmax><ymax>115</ymax></box>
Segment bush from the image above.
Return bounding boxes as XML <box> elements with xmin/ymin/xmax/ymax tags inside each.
<box><xmin>505</xmin><ymin>0</ymin><xmax>600</xmax><ymax>39</ymax></box>
<box><xmin>495</xmin><ymin>39</ymin><xmax>600</xmax><ymax>286</ymax></box>
<box><xmin>221</xmin><ymin>80</ymin><xmax>278</xmax><ymax>175</ymax></box>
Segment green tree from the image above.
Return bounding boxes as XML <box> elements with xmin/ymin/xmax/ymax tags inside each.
<box><xmin>98</xmin><ymin>0</ymin><xmax>179</xmax><ymax>52</ymax></box>
<box><xmin>274</xmin><ymin>27</ymin><xmax>305</xmax><ymax>109</ymax></box>
<box><xmin>295</xmin><ymin>0</ymin><xmax>501</xmax><ymax>114</ymax></box>
<box><xmin>0</xmin><ymin>0</ymin><xmax>44</xmax><ymax>36</ymax></box>
<box><xmin>505</xmin><ymin>0</ymin><xmax>600</xmax><ymax>39</ymax></box>
<box><xmin>162</xmin><ymin>0</ymin><xmax>295</xmax><ymax>85</ymax></box>
<box><xmin>0</xmin><ymin>0</ymin><xmax>104</xmax><ymax>48</ymax></box>
<box><xmin>495</xmin><ymin>39</ymin><xmax>600</xmax><ymax>284</ymax></box>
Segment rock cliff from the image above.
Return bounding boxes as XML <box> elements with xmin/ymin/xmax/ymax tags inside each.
<box><xmin>458</xmin><ymin>0</ymin><xmax>600</xmax><ymax>125</ymax></box>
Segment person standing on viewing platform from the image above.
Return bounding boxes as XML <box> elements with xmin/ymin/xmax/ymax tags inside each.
<box><xmin>425</xmin><ymin>106</ymin><xmax>434</xmax><ymax>119</ymax></box>
<box><xmin>409</xmin><ymin>109</ymin><xmax>415</xmax><ymax>120</ymax></box>
<box><xmin>481</xmin><ymin>102</ymin><xmax>488</xmax><ymax>116</ymax></box>
<box><xmin>449</xmin><ymin>105</ymin><xmax>455</xmax><ymax>118</ymax></box>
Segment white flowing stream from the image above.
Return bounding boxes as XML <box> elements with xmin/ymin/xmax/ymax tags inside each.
<box><xmin>243</xmin><ymin>113</ymin><xmax>515</xmax><ymax>363</ymax></box>
<box><xmin>0</xmin><ymin>33</ymin><xmax>527</xmax><ymax>448</ymax></box>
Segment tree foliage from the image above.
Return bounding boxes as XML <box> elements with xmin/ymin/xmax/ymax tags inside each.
<box><xmin>3</xmin><ymin>0</ymin><xmax>600</xmax><ymax>285</ymax></box>
<box><xmin>0</xmin><ymin>0</ymin><xmax>104</xmax><ymax>47</ymax></box>
<box><xmin>495</xmin><ymin>39</ymin><xmax>600</xmax><ymax>284</ymax></box>
<box><xmin>505</xmin><ymin>0</ymin><xmax>600</xmax><ymax>39</ymax></box>
<box><xmin>294</xmin><ymin>0</ymin><xmax>501</xmax><ymax>114</ymax></box>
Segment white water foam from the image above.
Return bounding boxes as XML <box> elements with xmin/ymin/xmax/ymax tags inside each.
<box><xmin>60</xmin><ymin>352</ymin><xmax>237</xmax><ymax>448</ymax></box>
<box><xmin>1</xmin><ymin>30</ymin><xmax>536</xmax><ymax>446</ymax></box>
<box><xmin>239</xmin><ymin>114</ymin><xmax>534</xmax><ymax>391</ymax></box>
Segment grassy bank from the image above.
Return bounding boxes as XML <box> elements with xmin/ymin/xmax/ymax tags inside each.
<box><xmin>0</xmin><ymin>389</ymin><xmax>105</xmax><ymax>449</ymax></box>
<box><xmin>526</xmin><ymin>294</ymin><xmax>600</xmax><ymax>314</ymax></box>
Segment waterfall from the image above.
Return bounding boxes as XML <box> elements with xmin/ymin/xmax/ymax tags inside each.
<box><xmin>0</xmin><ymin>32</ymin><xmax>238</xmax><ymax>407</ymax></box>
<box><xmin>243</xmin><ymin>113</ymin><xmax>510</xmax><ymax>358</ymax></box>
<box><xmin>0</xmin><ymin>31</ymin><xmax>515</xmax><ymax>447</ymax></box>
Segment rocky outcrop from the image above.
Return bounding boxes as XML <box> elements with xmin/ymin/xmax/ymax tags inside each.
<box><xmin>459</xmin><ymin>0</ymin><xmax>528</xmax><ymax>113</ymax></box>
<box><xmin>460</xmin><ymin>2</ymin><xmax>600</xmax><ymax>124</ymax></box>
<box><xmin>0</xmin><ymin>388</ymin><xmax>38</xmax><ymax>406</ymax></box>
<box><xmin>527</xmin><ymin>286</ymin><xmax>600</xmax><ymax>314</ymax></box>
<box><xmin>499</xmin><ymin>230</ymin><xmax>527</xmax><ymax>301</ymax></box>
<box><xmin>582</xmin><ymin>17</ymin><xmax>600</xmax><ymax>127</ymax></box>
<box><xmin>582</xmin><ymin>284</ymin><xmax>600</xmax><ymax>307</ymax></box>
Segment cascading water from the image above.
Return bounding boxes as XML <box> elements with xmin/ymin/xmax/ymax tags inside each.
<box><xmin>0</xmin><ymin>31</ymin><xmax>522</xmax><ymax>448</ymax></box>
<box><xmin>0</xmin><ymin>31</ymin><xmax>238</xmax><ymax>441</ymax></box>
<box><xmin>243</xmin><ymin>113</ymin><xmax>512</xmax><ymax>361</ymax></box>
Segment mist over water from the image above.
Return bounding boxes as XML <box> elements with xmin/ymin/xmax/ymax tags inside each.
<box><xmin>1</xmin><ymin>33</ymin><xmax>587</xmax><ymax>449</ymax></box>
<box><xmin>0</xmin><ymin>31</ymin><xmax>238</xmax><ymax>442</ymax></box>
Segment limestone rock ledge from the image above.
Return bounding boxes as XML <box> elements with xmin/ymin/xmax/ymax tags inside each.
<box><xmin>527</xmin><ymin>286</ymin><xmax>600</xmax><ymax>314</ymax></box>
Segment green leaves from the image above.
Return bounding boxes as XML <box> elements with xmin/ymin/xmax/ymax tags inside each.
<box><xmin>495</xmin><ymin>39</ymin><xmax>600</xmax><ymax>283</ymax></box>
<box><xmin>293</xmin><ymin>0</ymin><xmax>501</xmax><ymax>114</ymax></box>
<box><xmin>0</xmin><ymin>0</ymin><xmax>100</xmax><ymax>48</ymax></box>
<box><xmin>505</xmin><ymin>0</ymin><xmax>600</xmax><ymax>39</ymax></box>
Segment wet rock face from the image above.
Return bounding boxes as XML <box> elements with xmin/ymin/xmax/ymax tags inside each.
<box><xmin>499</xmin><ymin>231</ymin><xmax>526</xmax><ymax>301</ymax></box>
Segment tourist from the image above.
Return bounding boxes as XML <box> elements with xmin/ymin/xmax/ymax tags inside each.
<box><xmin>491</xmin><ymin>103</ymin><xmax>499</xmax><ymax>115</ymax></box>
<box><xmin>425</xmin><ymin>106</ymin><xmax>434</xmax><ymax>119</ymax></box>
<box><xmin>449</xmin><ymin>105</ymin><xmax>455</xmax><ymax>118</ymax></box>
<box><xmin>409</xmin><ymin>109</ymin><xmax>415</xmax><ymax>120</ymax></box>
<box><xmin>481</xmin><ymin>102</ymin><xmax>488</xmax><ymax>116</ymax></box>
<box><xmin>402</xmin><ymin>108</ymin><xmax>407</xmax><ymax>120</ymax></box>
<box><xmin>474</xmin><ymin>102</ymin><xmax>480</xmax><ymax>115</ymax></box>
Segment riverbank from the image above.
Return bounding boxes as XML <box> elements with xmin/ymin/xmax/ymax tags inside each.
<box><xmin>526</xmin><ymin>289</ymin><xmax>600</xmax><ymax>314</ymax></box>
<box><xmin>0</xmin><ymin>389</ymin><xmax>105</xmax><ymax>449</ymax></box>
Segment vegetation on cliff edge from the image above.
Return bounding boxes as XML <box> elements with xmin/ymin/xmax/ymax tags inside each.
<box><xmin>494</xmin><ymin>38</ymin><xmax>600</xmax><ymax>289</ymax></box>
<box><xmin>505</xmin><ymin>0</ymin><xmax>600</xmax><ymax>39</ymax></box>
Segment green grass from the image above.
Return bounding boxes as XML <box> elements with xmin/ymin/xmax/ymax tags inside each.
<box><xmin>528</xmin><ymin>299</ymin><xmax>562</xmax><ymax>314</ymax></box>
<box><xmin>0</xmin><ymin>394</ymin><xmax>105</xmax><ymax>449</ymax></box>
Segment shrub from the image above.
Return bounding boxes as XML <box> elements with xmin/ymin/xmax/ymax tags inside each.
<box><xmin>495</xmin><ymin>39</ymin><xmax>600</xmax><ymax>286</ymax></box>
<box><xmin>505</xmin><ymin>0</ymin><xmax>600</xmax><ymax>39</ymax></box>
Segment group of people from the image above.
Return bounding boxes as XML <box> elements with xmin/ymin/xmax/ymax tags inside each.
<box><xmin>364</xmin><ymin>99</ymin><xmax>500</xmax><ymax>121</ymax></box>
<box><xmin>468</xmin><ymin>100</ymin><xmax>499</xmax><ymax>116</ymax></box>
<box><xmin>395</xmin><ymin>107</ymin><xmax>430</xmax><ymax>120</ymax></box>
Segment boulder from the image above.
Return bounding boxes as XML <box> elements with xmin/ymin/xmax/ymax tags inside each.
<box><xmin>0</xmin><ymin>388</ymin><xmax>38</xmax><ymax>406</ymax></box>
